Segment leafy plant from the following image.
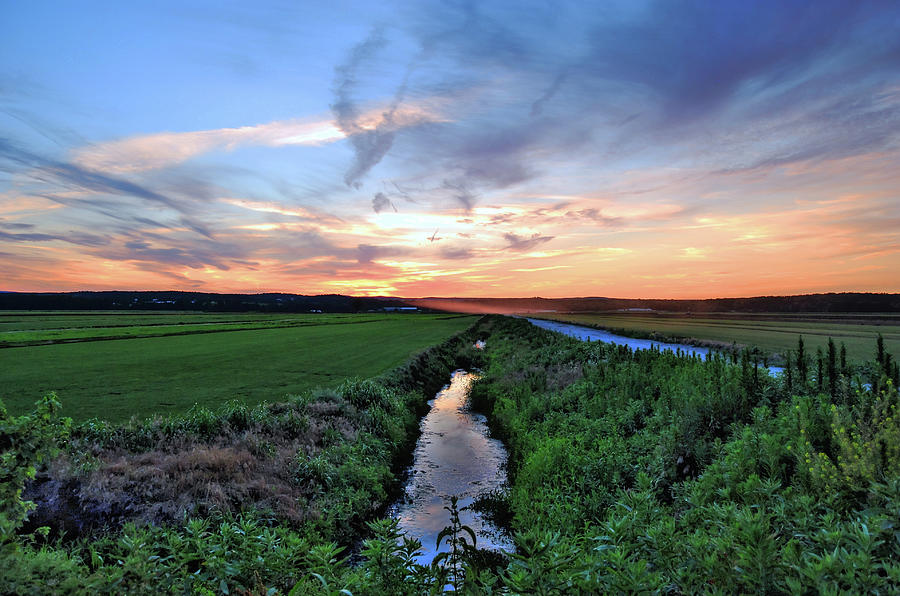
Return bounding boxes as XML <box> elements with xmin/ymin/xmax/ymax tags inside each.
<box><xmin>0</xmin><ymin>393</ymin><xmax>69</xmax><ymax>548</ymax></box>
<box><xmin>433</xmin><ymin>496</ymin><xmax>478</xmax><ymax>591</ymax></box>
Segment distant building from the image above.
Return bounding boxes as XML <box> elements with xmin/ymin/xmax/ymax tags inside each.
<box><xmin>383</xmin><ymin>306</ymin><xmax>418</xmax><ymax>312</ymax></box>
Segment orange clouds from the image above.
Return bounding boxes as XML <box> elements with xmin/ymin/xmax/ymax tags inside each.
<box><xmin>3</xmin><ymin>148</ymin><xmax>899</xmax><ymax>299</ymax></box>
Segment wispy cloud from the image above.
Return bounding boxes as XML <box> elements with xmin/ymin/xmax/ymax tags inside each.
<box><xmin>510</xmin><ymin>264</ymin><xmax>572</xmax><ymax>272</ymax></box>
<box><xmin>71</xmin><ymin>105</ymin><xmax>446</xmax><ymax>174</ymax></box>
<box><xmin>0</xmin><ymin>218</ymin><xmax>35</xmax><ymax>230</ymax></box>
<box><xmin>371</xmin><ymin>192</ymin><xmax>396</xmax><ymax>213</ymax></box>
<box><xmin>332</xmin><ymin>28</ymin><xmax>396</xmax><ymax>188</ymax></box>
<box><xmin>502</xmin><ymin>232</ymin><xmax>553</xmax><ymax>252</ymax></box>
<box><xmin>2</xmin><ymin>1</ymin><xmax>899</xmax><ymax>297</ymax></box>
<box><xmin>0</xmin><ymin>229</ymin><xmax>108</xmax><ymax>246</ymax></box>
<box><xmin>220</xmin><ymin>197</ymin><xmax>343</xmax><ymax>225</ymax></box>
<box><xmin>1</xmin><ymin>138</ymin><xmax>174</xmax><ymax>207</ymax></box>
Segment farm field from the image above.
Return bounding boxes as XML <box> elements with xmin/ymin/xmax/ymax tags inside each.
<box><xmin>0</xmin><ymin>312</ymin><xmax>475</xmax><ymax>422</ymax></box>
<box><xmin>0</xmin><ymin>311</ymin><xmax>420</xmax><ymax>346</ymax></box>
<box><xmin>531</xmin><ymin>312</ymin><xmax>900</xmax><ymax>363</ymax></box>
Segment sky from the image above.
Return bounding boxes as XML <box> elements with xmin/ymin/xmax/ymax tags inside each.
<box><xmin>1</xmin><ymin>0</ymin><xmax>899</xmax><ymax>299</ymax></box>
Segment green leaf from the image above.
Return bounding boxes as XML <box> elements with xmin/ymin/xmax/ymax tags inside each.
<box><xmin>460</xmin><ymin>524</ymin><xmax>477</xmax><ymax>549</ymax></box>
<box><xmin>436</xmin><ymin>527</ymin><xmax>453</xmax><ymax>549</ymax></box>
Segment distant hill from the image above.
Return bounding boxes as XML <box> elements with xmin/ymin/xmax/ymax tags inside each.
<box><xmin>405</xmin><ymin>293</ymin><xmax>900</xmax><ymax>314</ymax></box>
<box><xmin>0</xmin><ymin>291</ymin><xmax>409</xmax><ymax>313</ymax></box>
<box><xmin>0</xmin><ymin>291</ymin><xmax>897</xmax><ymax>313</ymax></box>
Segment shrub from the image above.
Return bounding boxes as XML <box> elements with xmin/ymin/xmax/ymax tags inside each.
<box><xmin>1</xmin><ymin>393</ymin><xmax>69</xmax><ymax>547</ymax></box>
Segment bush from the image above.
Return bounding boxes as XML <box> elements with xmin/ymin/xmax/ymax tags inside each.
<box><xmin>1</xmin><ymin>393</ymin><xmax>69</xmax><ymax>547</ymax></box>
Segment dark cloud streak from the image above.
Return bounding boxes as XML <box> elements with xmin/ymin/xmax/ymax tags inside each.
<box><xmin>0</xmin><ymin>219</ymin><xmax>35</xmax><ymax>230</ymax></box>
<box><xmin>0</xmin><ymin>137</ymin><xmax>220</xmax><ymax>239</ymax></box>
<box><xmin>531</xmin><ymin>70</ymin><xmax>568</xmax><ymax>117</ymax></box>
<box><xmin>502</xmin><ymin>232</ymin><xmax>553</xmax><ymax>252</ymax></box>
<box><xmin>441</xmin><ymin>179</ymin><xmax>477</xmax><ymax>212</ymax></box>
<box><xmin>0</xmin><ymin>229</ymin><xmax>109</xmax><ymax>247</ymax></box>
<box><xmin>372</xmin><ymin>191</ymin><xmax>396</xmax><ymax>213</ymax></box>
<box><xmin>332</xmin><ymin>28</ymin><xmax>417</xmax><ymax>188</ymax></box>
<box><xmin>0</xmin><ymin>137</ymin><xmax>175</xmax><ymax>208</ymax></box>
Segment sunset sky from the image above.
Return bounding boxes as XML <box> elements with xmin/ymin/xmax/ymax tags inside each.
<box><xmin>2</xmin><ymin>1</ymin><xmax>899</xmax><ymax>298</ymax></box>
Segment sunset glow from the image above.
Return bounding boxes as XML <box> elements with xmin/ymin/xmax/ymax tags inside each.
<box><xmin>2</xmin><ymin>2</ymin><xmax>899</xmax><ymax>298</ymax></box>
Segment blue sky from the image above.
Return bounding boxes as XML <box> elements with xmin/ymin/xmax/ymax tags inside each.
<box><xmin>2</xmin><ymin>1</ymin><xmax>899</xmax><ymax>297</ymax></box>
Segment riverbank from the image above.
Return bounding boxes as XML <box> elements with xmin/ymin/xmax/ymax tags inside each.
<box><xmin>528</xmin><ymin>313</ymin><xmax>780</xmax><ymax>362</ymax></box>
<box><xmin>467</xmin><ymin>315</ymin><xmax>900</xmax><ymax>593</ymax></box>
<box><xmin>529</xmin><ymin>311</ymin><xmax>900</xmax><ymax>366</ymax></box>
<box><xmin>526</xmin><ymin>317</ymin><xmax>785</xmax><ymax>376</ymax></box>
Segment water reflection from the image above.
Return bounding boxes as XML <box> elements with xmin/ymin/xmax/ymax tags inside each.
<box><xmin>390</xmin><ymin>371</ymin><xmax>512</xmax><ymax>564</ymax></box>
<box><xmin>526</xmin><ymin>318</ymin><xmax>784</xmax><ymax>376</ymax></box>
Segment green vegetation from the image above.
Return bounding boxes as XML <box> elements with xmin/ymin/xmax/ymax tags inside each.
<box><xmin>534</xmin><ymin>311</ymin><xmax>900</xmax><ymax>363</ymax></box>
<box><xmin>0</xmin><ymin>313</ymin><xmax>474</xmax><ymax>422</ymax></box>
<box><xmin>465</xmin><ymin>316</ymin><xmax>900</xmax><ymax>592</ymax></box>
<box><xmin>0</xmin><ymin>312</ymin><xmax>427</xmax><ymax>345</ymax></box>
<box><xmin>3</xmin><ymin>314</ymin><xmax>900</xmax><ymax>593</ymax></box>
<box><xmin>1</xmin><ymin>324</ymin><xmax>486</xmax><ymax>594</ymax></box>
<box><xmin>0</xmin><ymin>311</ymin><xmax>299</xmax><ymax>332</ymax></box>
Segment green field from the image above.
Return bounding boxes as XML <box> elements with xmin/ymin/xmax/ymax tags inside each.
<box><xmin>0</xmin><ymin>312</ymin><xmax>475</xmax><ymax>422</ymax></box>
<box><xmin>0</xmin><ymin>311</ymin><xmax>422</xmax><ymax>346</ymax></box>
<box><xmin>532</xmin><ymin>312</ymin><xmax>900</xmax><ymax>363</ymax></box>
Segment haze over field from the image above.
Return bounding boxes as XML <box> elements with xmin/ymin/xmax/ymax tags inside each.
<box><xmin>2</xmin><ymin>1</ymin><xmax>899</xmax><ymax>298</ymax></box>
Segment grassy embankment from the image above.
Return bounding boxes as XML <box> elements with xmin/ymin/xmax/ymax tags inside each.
<box><xmin>464</xmin><ymin>316</ymin><xmax>900</xmax><ymax>593</ymax></box>
<box><xmin>0</xmin><ymin>312</ymin><xmax>475</xmax><ymax>422</ymax></box>
<box><xmin>532</xmin><ymin>311</ymin><xmax>900</xmax><ymax>364</ymax></box>
<box><xmin>2</xmin><ymin>315</ymin><xmax>486</xmax><ymax>594</ymax></box>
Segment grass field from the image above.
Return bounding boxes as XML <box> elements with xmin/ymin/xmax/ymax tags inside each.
<box><xmin>531</xmin><ymin>312</ymin><xmax>900</xmax><ymax>364</ymax></box>
<box><xmin>0</xmin><ymin>312</ymin><xmax>475</xmax><ymax>422</ymax></box>
<box><xmin>0</xmin><ymin>311</ymin><xmax>290</xmax><ymax>331</ymax></box>
<box><xmin>0</xmin><ymin>312</ymin><xmax>422</xmax><ymax>346</ymax></box>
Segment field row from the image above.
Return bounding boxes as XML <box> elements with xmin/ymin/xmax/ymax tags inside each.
<box><xmin>0</xmin><ymin>312</ymin><xmax>427</xmax><ymax>344</ymax></box>
<box><xmin>0</xmin><ymin>311</ymin><xmax>419</xmax><ymax>328</ymax></box>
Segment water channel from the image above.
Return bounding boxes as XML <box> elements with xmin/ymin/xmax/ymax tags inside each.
<box><xmin>389</xmin><ymin>370</ymin><xmax>513</xmax><ymax>565</ymax></box>
<box><xmin>525</xmin><ymin>317</ymin><xmax>784</xmax><ymax>376</ymax></box>
<box><xmin>390</xmin><ymin>318</ymin><xmax>784</xmax><ymax>565</ymax></box>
